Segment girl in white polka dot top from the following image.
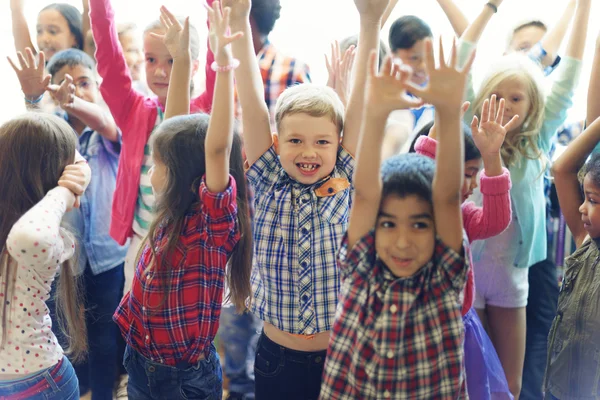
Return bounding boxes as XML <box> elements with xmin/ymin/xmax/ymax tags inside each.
<box><xmin>0</xmin><ymin>113</ymin><xmax>91</xmax><ymax>399</ymax></box>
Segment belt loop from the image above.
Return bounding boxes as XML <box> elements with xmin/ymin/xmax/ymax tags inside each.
<box><xmin>44</xmin><ymin>362</ymin><xmax>61</xmax><ymax>393</ymax></box>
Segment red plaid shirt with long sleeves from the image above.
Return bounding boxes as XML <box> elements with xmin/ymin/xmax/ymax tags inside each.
<box><xmin>113</xmin><ymin>176</ymin><xmax>239</xmax><ymax>366</ymax></box>
<box><xmin>320</xmin><ymin>231</ymin><xmax>469</xmax><ymax>399</ymax></box>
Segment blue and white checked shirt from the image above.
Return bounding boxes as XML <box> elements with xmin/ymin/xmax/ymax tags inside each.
<box><xmin>247</xmin><ymin>145</ymin><xmax>354</xmax><ymax>334</ymax></box>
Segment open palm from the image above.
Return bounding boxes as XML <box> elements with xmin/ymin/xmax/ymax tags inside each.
<box><xmin>471</xmin><ymin>95</ymin><xmax>519</xmax><ymax>156</ymax></box>
<box><xmin>206</xmin><ymin>1</ymin><xmax>244</xmax><ymax>55</ymax></box>
<box><xmin>151</xmin><ymin>6</ymin><xmax>189</xmax><ymax>60</ymax></box>
<box><xmin>367</xmin><ymin>54</ymin><xmax>422</xmax><ymax>114</ymax></box>
<box><xmin>8</xmin><ymin>49</ymin><xmax>50</xmax><ymax>99</ymax></box>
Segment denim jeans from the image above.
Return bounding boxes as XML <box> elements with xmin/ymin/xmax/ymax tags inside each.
<box><xmin>0</xmin><ymin>357</ymin><xmax>79</xmax><ymax>400</ymax></box>
<box><xmin>254</xmin><ymin>331</ymin><xmax>326</xmax><ymax>400</ymax></box>
<box><xmin>521</xmin><ymin>258</ymin><xmax>559</xmax><ymax>400</ymax></box>
<box><xmin>124</xmin><ymin>344</ymin><xmax>223</xmax><ymax>400</ymax></box>
<box><xmin>47</xmin><ymin>263</ymin><xmax>125</xmax><ymax>399</ymax></box>
<box><xmin>217</xmin><ymin>307</ymin><xmax>262</xmax><ymax>398</ymax></box>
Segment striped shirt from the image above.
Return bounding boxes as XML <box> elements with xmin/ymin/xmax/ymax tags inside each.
<box><xmin>133</xmin><ymin>108</ymin><xmax>164</xmax><ymax>236</ymax></box>
<box><xmin>320</xmin><ymin>232</ymin><xmax>469</xmax><ymax>399</ymax></box>
<box><xmin>248</xmin><ymin>145</ymin><xmax>354</xmax><ymax>334</ymax></box>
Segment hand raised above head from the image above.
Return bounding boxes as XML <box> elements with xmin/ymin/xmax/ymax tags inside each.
<box><xmin>471</xmin><ymin>94</ymin><xmax>519</xmax><ymax>157</ymax></box>
<box><xmin>221</xmin><ymin>0</ymin><xmax>251</xmax><ymax>24</ymax></box>
<box><xmin>206</xmin><ymin>1</ymin><xmax>244</xmax><ymax>57</ymax></box>
<box><xmin>8</xmin><ymin>48</ymin><xmax>51</xmax><ymax>99</ymax></box>
<box><xmin>150</xmin><ymin>6</ymin><xmax>190</xmax><ymax>60</ymax></box>
<box><xmin>353</xmin><ymin>0</ymin><xmax>390</xmax><ymax>21</ymax></box>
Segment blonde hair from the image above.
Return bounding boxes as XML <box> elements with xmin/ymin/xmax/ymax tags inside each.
<box><xmin>275</xmin><ymin>84</ymin><xmax>345</xmax><ymax>135</ymax></box>
<box><xmin>471</xmin><ymin>54</ymin><xmax>546</xmax><ymax>168</ymax></box>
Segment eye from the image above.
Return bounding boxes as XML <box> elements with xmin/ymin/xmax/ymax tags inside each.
<box><xmin>289</xmin><ymin>139</ymin><xmax>301</xmax><ymax>144</ymax></box>
<box><xmin>512</xmin><ymin>97</ymin><xmax>521</xmax><ymax>102</ymax></box>
<box><xmin>79</xmin><ymin>81</ymin><xmax>90</xmax><ymax>88</ymax></box>
<box><xmin>168</xmin><ymin>59</ymin><xmax>174</xmax><ymax>65</ymax></box>
<box><xmin>588</xmin><ymin>197</ymin><xmax>597</xmax><ymax>205</ymax></box>
<box><xmin>48</xmin><ymin>28</ymin><xmax>58</xmax><ymax>35</ymax></box>
<box><xmin>380</xmin><ymin>221</ymin><xmax>395</xmax><ymax>229</ymax></box>
<box><xmin>464</xmin><ymin>174</ymin><xmax>473</xmax><ymax>179</ymax></box>
<box><xmin>36</xmin><ymin>28</ymin><xmax>43</xmax><ymax>35</ymax></box>
<box><xmin>146</xmin><ymin>57</ymin><xmax>155</xmax><ymax>64</ymax></box>
<box><xmin>317</xmin><ymin>140</ymin><xmax>329</xmax><ymax>145</ymax></box>
<box><xmin>412</xmin><ymin>221</ymin><xmax>430</xmax><ymax>229</ymax></box>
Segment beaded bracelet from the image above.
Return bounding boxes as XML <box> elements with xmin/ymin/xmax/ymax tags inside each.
<box><xmin>24</xmin><ymin>94</ymin><xmax>44</xmax><ymax>104</ymax></box>
<box><xmin>485</xmin><ymin>2</ymin><xmax>498</xmax><ymax>13</ymax></box>
<box><xmin>210</xmin><ymin>58</ymin><xmax>240</xmax><ymax>73</ymax></box>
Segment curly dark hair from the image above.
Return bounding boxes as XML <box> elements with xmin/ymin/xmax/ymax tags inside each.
<box><xmin>250</xmin><ymin>0</ymin><xmax>282</xmax><ymax>36</ymax></box>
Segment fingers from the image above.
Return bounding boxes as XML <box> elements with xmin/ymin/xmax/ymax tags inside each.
<box><xmin>7</xmin><ymin>56</ymin><xmax>20</xmax><ymax>73</ymax></box>
<box><xmin>17</xmin><ymin>51</ymin><xmax>29</xmax><ymax>69</ymax></box>
<box><xmin>223</xmin><ymin>31</ymin><xmax>244</xmax><ymax>46</ymax></box>
<box><xmin>423</xmin><ymin>39</ymin><xmax>436</xmax><ymax>76</ymax></box>
<box><xmin>471</xmin><ymin>115</ymin><xmax>479</xmax><ymax>133</ymax></box>
<box><xmin>496</xmin><ymin>97</ymin><xmax>505</xmax><ymax>124</ymax></box>
<box><xmin>160</xmin><ymin>5</ymin><xmax>179</xmax><ymax>28</ymax></box>
<box><xmin>461</xmin><ymin>48</ymin><xmax>476</xmax><ymax>74</ymax></box>
<box><xmin>380</xmin><ymin>54</ymin><xmax>393</xmax><ymax>77</ymax></box>
<box><xmin>25</xmin><ymin>48</ymin><xmax>36</xmax><ymax>69</ymax></box>
<box><xmin>503</xmin><ymin>115</ymin><xmax>520</xmax><ymax>132</ymax></box>
<box><xmin>461</xmin><ymin>101</ymin><xmax>470</xmax><ymax>116</ymax></box>
<box><xmin>489</xmin><ymin>94</ymin><xmax>497</xmax><ymax>122</ymax></box>
<box><xmin>37</xmin><ymin>51</ymin><xmax>46</xmax><ymax>70</ymax></box>
<box><xmin>58</xmin><ymin>179</ymin><xmax>84</xmax><ymax>196</ymax></box>
<box><xmin>449</xmin><ymin>37</ymin><xmax>457</xmax><ymax>69</ymax></box>
<box><xmin>438</xmin><ymin>36</ymin><xmax>446</xmax><ymax>68</ymax></box>
<box><xmin>481</xmin><ymin>98</ymin><xmax>490</xmax><ymax>123</ymax></box>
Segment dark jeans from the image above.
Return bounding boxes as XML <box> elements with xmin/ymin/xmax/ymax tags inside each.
<box><xmin>521</xmin><ymin>258</ymin><xmax>559</xmax><ymax>400</ymax></box>
<box><xmin>254</xmin><ymin>331</ymin><xmax>326</xmax><ymax>400</ymax></box>
<box><xmin>48</xmin><ymin>263</ymin><xmax>125</xmax><ymax>400</ymax></box>
<box><xmin>124</xmin><ymin>344</ymin><xmax>223</xmax><ymax>400</ymax></box>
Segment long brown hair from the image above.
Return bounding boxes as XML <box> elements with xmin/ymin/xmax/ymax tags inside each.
<box><xmin>0</xmin><ymin>113</ymin><xmax>87</xmax><ymax>362</ymax></box>
<box><xmin>137</xmin><ymin>114</ymin><xmax>252</xmax><ymax>312</ymax></box>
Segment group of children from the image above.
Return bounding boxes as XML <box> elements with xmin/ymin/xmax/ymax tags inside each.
<box><xmin>0</xmin><ymin>0</ymin><xmax>599</xmax><ymax>399</ymax></box>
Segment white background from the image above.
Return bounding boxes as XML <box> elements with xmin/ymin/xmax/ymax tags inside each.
<box><xmin>0</xmin><ymin>0</ymin><xmax>598</xmax><ymax>124</ymax></box>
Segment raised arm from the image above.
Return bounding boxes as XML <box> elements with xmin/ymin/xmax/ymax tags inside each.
<box><xmin>552</xmin><ymin>118</ymin><xmax>600</xmax><ymax>248</ymax></box>
<box><xmin>381</xmin><ymin>0</ymin><xmax>399</xmax><ymax>28</ymax></box>
<box><xmin>47</xmin><ymin>74</ymin><xmax>119</xmax><ymax>142</ymax></box>
<box><xmin>10</xmin><ymin>0</ymin><xmax>37</xmax><ymax>55</ymax></box>
<box><xmin>460</xmin><ymin>0</ymin><xmax>502</xmax><ymax>45</ymax></box>
<box><xmin>204</xmin><ymin>2</ymin><xmax>244</xmax><ymax>193</ymax></box>
<box><xmin>537</xmin><ymin>0</ymin><xmax>576</xmax><ymax>67</ymax></box>
<box><xmin>81</xmin><ymin>0</ymin><xmax>95</xmax><ymax>59</ymax></box>
<box><xmin>343</xmin><ymin>0</ymin><xmax>389</xmax><ymax>157</ymax></box>
<box><xmin>8</xmin><ymin>49</ymin><xmax>51</xmax><ymax>109</ymax></box>
<box><xmin>587</xmin><ymin>33</ymin><xmax>600</xmax><ymax>124</ymax></box>
<box><xmin>436</xmin><ymin>0</ymin><xmax>469</xmax><ymax>37</ymax></box>
<box><xmin>408</xmin><ymin>39</ymin><xmax>475</xmax><ymax>252</ymax></box>
<box><xmin>224</xmin><ymin>0</ymin><xmax>271</xmax><ymax>166</ymax></box>
<box><xmin>564</xmin><ymin>0</ymin><xmax>590</xmax><ymax>60</ymax></box>
<box><xmin>348</xmin><ymin>53</ymin><xmax>421</xmax><ymax>249</ymax></box>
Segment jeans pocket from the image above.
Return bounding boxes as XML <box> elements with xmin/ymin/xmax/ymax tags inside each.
<box><xmin>179</xmin><ymin>372</ymin><xmax>219</xmax><ymax>400</ymax></box>
<box><xmin>254</xmin><ymin>347</ymin><xmax>284</xmax><ymax>378</ymax></box>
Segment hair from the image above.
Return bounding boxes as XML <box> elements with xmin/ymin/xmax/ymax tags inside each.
<box><xmin>46</xmin><ymin>48</ymin><xmax>96</xmax><ymax>82</ymax></box>
<box><xmin>408</xmin><ymin>121</ymin><xmax>482</xmax><ymax>162</ymax></box>
<box><xmin>275</xmin><ymin>84</ymin><xmax>345</xmax><ymax>135</ymax></box>
<box><xmin>471</xmin><ymin>54</ymin><xmax>546</xmax><ymax>168</ymax></box>
<box><xmin>118</xmin><ymin>22</ymin><xmax>138</xmax><ymax>38</ymax></box>
<box><xmin>513</xmin><ymin>20</ymin><xmax>548</xmax><ymax>36</ymax></box>
<box><xmin>40</xmin><ymin>3</ymin><xmax>84</xmax><ymax>51</ymax></box>
<box><xmin>388</xmin><ymin>16</ymin><xmax>433</xmax><ymax>52</ymax></box>
<box><xmin>0</xmin><ymin>113</ymin><xmax>87</xmax><ymax>361</ymax></box>
<box><xmin>583</xmin><ymin>153</ymin><xmax>600</xmax><ymax>188</ymax></box>
<box><xmin>137</xmin><ymin>114</ymin><xmax>252</xmax><ymax>312</ymax></box>
<box><xmin>250</xmin><ymin>0</ymin><xmax>282</xmax><ymax>36</ymax></box>
<box><xmin>340</xmin><ymin>35</ymin><xmax>389</xmax><ymax>68</ymax></box>
<box><xmin>380</xmin><ymin>153</ymin><xmax>436</xmax><ymax>205</ymax></box>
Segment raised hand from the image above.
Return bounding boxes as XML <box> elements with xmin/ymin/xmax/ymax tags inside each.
<box><xmin>8</xmin><ymin>48</ymin><xmax>51</xmax><ymax>99</ymax></box>
<box><xmin>405</xmin><ymin>38</ymin><xmax>475</xmax><ymax>113</ymax></box>
<box><xmin>206</xmin><ymin>1</ymin><xmax>244</xmax><ymax>58</ymax></box>
<box><xmin>325</xmin><ymin>41</ymin><xmax>356</xmax><ymax>106</ymax></box>
<box><xmin>429</xmin><ymin>101</ymin><xmax>470</xmax><ymax>140</ymax></box>
<box><xmin>221</xmin><ymin>0</ymin><xmax>251</xmax><ymax>25</ymax></box>
<box><xmin>150</xmin><ymin>6</ymin><xmax>190</xmax><ymax>60</ymax></box>
<box><xmin>354</xmin><ymin>0</ymin><xmax>390</xmax><ymax>20</ymax></box>
<box><xmin>47</xmin><ymin>74</ymin><xmax>76</xmax><ymax>109</ymax></box>
<box><xmin>471</xmin><ymin>94</ymin><xmax>519</xmax><ymax>157</ymax></box>
<box><xmin>366</xmin><ymin>53</ymin><xmax>423</xmax><ymax>116</ymax></box>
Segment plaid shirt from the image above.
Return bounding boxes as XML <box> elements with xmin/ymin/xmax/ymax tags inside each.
<box><xmin>113</xmin><ymin>176</ymin><xmax>239</xmax><ymax>366</ymax></box>
<box><xmin>321</xmin><ymin>231</ymin><xmax>469</xmax><ymax>399</ymax></box>
<box><xmin>247</xmin><ymin>145</ymin><xmax>354</xmax><ymax>334</ymax></box>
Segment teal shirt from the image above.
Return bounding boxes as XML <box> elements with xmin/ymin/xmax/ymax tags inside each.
<box><xmin>459</xmin><ymin>41</ymin><xmax>582</xmax><ymax>268</ymax></box>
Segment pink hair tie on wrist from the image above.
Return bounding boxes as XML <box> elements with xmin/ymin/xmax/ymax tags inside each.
<box><xmin>211</xmin><ymin>59</ymin><xmax>240</xmax><ymax>72</ymax></box>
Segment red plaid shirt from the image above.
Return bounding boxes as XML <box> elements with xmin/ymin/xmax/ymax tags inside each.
<box><xmin>320</xmin><ymin>231</ymin><xmax>468</xmax><ymax>399</ymax></box>
<box><xmin>113</xmin><ymin>176</ymin><xmax>239</xmax><ymax>366</ymax></box>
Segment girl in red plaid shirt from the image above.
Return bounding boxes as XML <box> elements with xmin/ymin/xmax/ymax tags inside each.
<box><xmin>112</xmin><ymin>4</ymin><xmax>252</xmax><ymax>399</ymax></box>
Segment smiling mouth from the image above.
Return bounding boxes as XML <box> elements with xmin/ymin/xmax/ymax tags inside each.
<box><xmin>297</xmin><ymin>163</ymin><xmax>320</xmax><ymax>175</ymax></box>
<box><xmin>391</xmin><ymin>256</ymin><xmax>413</xmax><ymax>267</ymax></box>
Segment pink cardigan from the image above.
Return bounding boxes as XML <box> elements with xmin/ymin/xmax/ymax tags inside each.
<box><xmin>90</xmin><ymin>0</ymin><xmax>216</xmax><ymax>245</ymax></box>
<box><xmin>415</xmin><ymin>136</ymin><xmax>512</xmax><ymax>314</ymax></box>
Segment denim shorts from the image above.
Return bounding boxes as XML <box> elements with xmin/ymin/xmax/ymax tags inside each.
<box><xmin>124</xmin><ymin>344</ymin><xmax>222</xmax><ymax>400</ymax></box>
<box><xmin>0</xmin><ymin>357</ymin><xmax>79</xmax><ymax>400</ymax></box>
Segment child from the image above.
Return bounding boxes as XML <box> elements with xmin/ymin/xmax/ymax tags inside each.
<box><xmin>10</xmin><ymin>47</ymin><xmax>127</xmax><ymax>399</ymax></box>
<box><xmin>544</xmin><ymin>117</ymin><xmax>600</xmax><ymax>400</ymax></box>
<box><xmin>0</xmin><ymin>112</ymin><xmax>91</xmax><ymax>398</ymax></box>
<box><xmin>112</xmin><ymin>3</ymin><xmax>252</xmax><ymax>399</ymax></box>
<box><xmin>320</xmin><ymin>39</ymin><xmax>475</xmax><ymax>398</ymax></box>
<box><xmin>88</xmin><ymin>0</ymin><xmax>217</xmax><ymax>292</ymax></box>
<box><xmin>413</xmin><ymin>97</ymin><xmax>516</xmax><ymax>399</ymax></box>
<box><xmin>228</xmin><ymin>0</ymin><xmax>386</xmax><ymax>397</ymax></box>
<box><xmin>457</xmin><ymin>0</ymin><xmax>588</xmax><ymax>397</ymax></box>
<box><xmin>10</xmin><ymin>0</ymin><xmax>85</xmax><ymax>60</ymax></box>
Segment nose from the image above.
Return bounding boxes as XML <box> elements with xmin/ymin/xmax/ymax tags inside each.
<box><xmin>74</xmin><ymin>85</ymin><xmax>83</xmax><ymax>99</ymax></box>
<box><xmin>301</xmin><ymin>147</ymin><xmax>317</xmax><ymax>159</ymax></box>
<box><xmin>579</xmin><ymin>202</ymin><xmax>586</xmax><ymax>215</ymax></box>
<box><xmin>395</xmin><ymin>230</ymin><xmax>411</xmax><ymax>250</ymax></box>
<box><xmin>470</xmin><ymin>177</ymin><xmax>478</xmax><ymax>191</ymax></box>
<box><xmin>154</xmin><ymin>67</ymin><xmax>167</xmax><ymax>78</ymax></box>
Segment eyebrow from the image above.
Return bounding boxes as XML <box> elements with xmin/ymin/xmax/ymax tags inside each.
<box><xmin>36</xmin><ymin>24</ymin><xmax>61</xmax><ymax>30</ymax></box>
<box><xmin>378</xmin><ymin>212</ymin><xmax>433</xmax><ymax>220</ymax></box>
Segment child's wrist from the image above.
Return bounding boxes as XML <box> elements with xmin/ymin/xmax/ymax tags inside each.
<box><xmin>24</xmin><ymin>93</ymin><xmax>44</xmax><ymax>104</ymax></box>
<box><xmin>211</xmin><ymin>58</ymin><xmax>239</xmax><ymax>73</ymax></box>
<box><xmin>482</xmin><ymin>152</ymin><xmax>503</xmax><ymax>176</ymax></box>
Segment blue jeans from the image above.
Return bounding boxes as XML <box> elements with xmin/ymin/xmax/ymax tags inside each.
<box><xmin>124</xmin><ymin>344</ymin><xmax>223</xmax><ymax>400</ymax></box>
<box><xmin>0</xmin><ymin>357</ymin><xmax>79</xmax><ymax>399</ymax></box>
<box><xmin>47</xmin><ymin>263</ymin><xmax>125</xmax><ymax>399</ymax></box>
<box><xmin>217</xmin><ymin>307</ymin><xmax>262</xmax><ymax>398</ymax></box>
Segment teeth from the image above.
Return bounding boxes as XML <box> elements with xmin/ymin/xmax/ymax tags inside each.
<box><xmin>298</xmin><ymin>164</ymin><xmax>317</xmax><ymax>171</ymax></box>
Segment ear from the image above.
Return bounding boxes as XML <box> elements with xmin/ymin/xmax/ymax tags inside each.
<box><xmin>273</xmin><ymin>133</ymin><xmax>280</xmax><ymax>155</ymax></box>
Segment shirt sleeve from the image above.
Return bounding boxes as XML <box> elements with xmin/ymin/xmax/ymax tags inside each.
<box><xmin>336</xmin><ymin>146</ymin><xmax>355</xmax><ymax>181</ymax></box>
<box><xmin>457</xmin><ymin>40</ymin><xmax>477</xmax><ymax>120</ymax></box>
<box><xmin>199</xmin><ymin>175</ymin><xmax>239</xmax><ymax>248</ymax></box>
<box><xmin>245</xmin><ymin>145</ymin><xmax>283</xmax><ymax>193</ymax></box>
<box><xmin>539</xmin><ymin>56</ymin><xmax>582</xmax><ymax>153</ymax></box>
<box><xmin>433</xmin><ymin>237</ymin><xmax>469</xmax><ymax>293</ymax></box>
<box><xmin>6</xmin><ymin>187</ymin><xmax>75</xmax><ymax>269</ymax></box>
<box><xmin>462</xmin><ymin>168</ymin><xmax>512</xmax><ymax>242</ymax></box>
<box><xmin>89</xmin><ymin>0</ymin><xmax>147</xmax><ymax>136</ymax></box>
<box><xmin>337</xmin><ymin>230</ymin><xmax>378</xmax><ymax>281</ymax></box>
<box><xmin>414</xmin><ymin>136</ymin><xmax>437</xmax><ymax>160</ymax></box>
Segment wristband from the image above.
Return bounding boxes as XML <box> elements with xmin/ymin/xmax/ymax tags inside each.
<box><xmin>210</xmin><ymin>59</ymin><xmax>240</xmax><ymax>72</ymax></box>
<box><xmin>25</xmin><ymin>93</ymin><xmax>44</xmax><ymax>104</ymax></box>
<box><xmin>485</xmin><ymin>2</ymin><xmax>498</xmax><ymax>13</ymax></box>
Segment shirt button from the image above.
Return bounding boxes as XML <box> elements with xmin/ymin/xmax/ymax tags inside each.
<box><xmin>145</xmin><ymin>335</ymin><xmax>149</xmax><ymax>340</ymax></box>
<box><xmin>327</xmin><ymin>187</ymin><xmax>334</xmax><ymax>194</ymax></box>
<box><xmin>384</xmin><ymin>390</ymin><xmax>391</xmax><ymax>398</ymax></box>
<box><xmin>390</xmin><ymin>305</ymin><xmax>398</xmax><ymax>314</ymax></box>
<box><xmin>387</xmin><ymin>351</ymin><xmax>394</xmax><ymax>359</ymax></box>
<box><xmin>302</xmin><ymin>295</ymin><xmax>309</xmax><ymax>303</ymax></box>
<box><xmin>142</xmin><ymin>306</ymin><xmax>146</xmax><ymax>311</ymax></box>
<box><xmin>301</xmin><ymin>227</ymin><xmax>308</xmax><ymax>235</ymax></box>
<box><xmin>301</xmin><ymin>261</ymin><xmax>307</xmax><ymax>268</ymax></box>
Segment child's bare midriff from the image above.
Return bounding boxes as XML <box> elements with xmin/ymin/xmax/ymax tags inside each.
<box><xmin>264</xmin><ymin>322</ymin><xmax>330</xmax><ymax>352</ymax></box>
